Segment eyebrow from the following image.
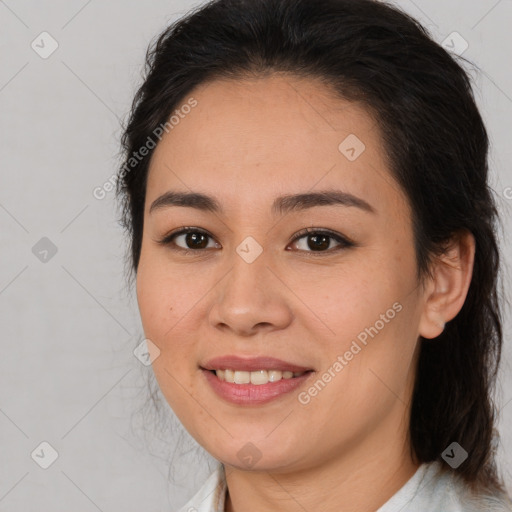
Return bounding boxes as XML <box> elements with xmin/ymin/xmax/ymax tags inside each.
<box><xmin>149</xmin><ymin>189</ymin><xmax>375</xmax><ymax>215</ymax></box>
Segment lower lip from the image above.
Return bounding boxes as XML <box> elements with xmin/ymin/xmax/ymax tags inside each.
<box><xmin>201</xmin><ymin>369</ymin><xmax>313</xmax><ymax>405</ymax></box>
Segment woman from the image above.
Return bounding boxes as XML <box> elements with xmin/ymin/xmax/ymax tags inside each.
<box><xmin>116</xmin><ymin>0</ymin><xmax>512</xmax><ymax>510</ymax></box>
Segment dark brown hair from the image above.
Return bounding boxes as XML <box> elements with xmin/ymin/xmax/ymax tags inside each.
<box><xmin>116</xmin><ymin>0</ymin><xmax>507</xmax><ymax>493</ymax></box>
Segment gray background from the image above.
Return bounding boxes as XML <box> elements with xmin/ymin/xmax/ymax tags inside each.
<box><xmin>0</xmin><ymin>0</ymin><xmax>511</xmax><ymax>510</ymax></box>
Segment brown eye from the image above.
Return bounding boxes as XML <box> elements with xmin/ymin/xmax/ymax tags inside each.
<box><xmin>158</xmin><ymin>227</ymin><xmax>220</xmax><ymax>252</ymax></box>
<box><xmin>289</xmin><ymin>228</ymin><xmax>354</xmax><ymax>253</ymax></box>
<box><xmin>179</xmin><ymin>231</ymin><xmax>210</xmax><ymax>249</ymax></box>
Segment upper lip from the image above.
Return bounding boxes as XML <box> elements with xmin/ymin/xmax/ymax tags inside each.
<box><xmin>201</xmin><ymin>355</ymin><xmax>313</xmax><ymax>373</ymax></box>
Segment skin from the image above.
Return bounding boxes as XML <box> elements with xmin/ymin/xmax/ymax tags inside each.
<box><xmin>136</xmin><ymin>73</ymin><xmax>475</xmax><ymax>512</ymax></box>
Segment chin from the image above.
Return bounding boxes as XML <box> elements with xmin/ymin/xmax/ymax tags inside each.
<box><xmin>205</xmin><ymin>433</ymin><xmax>304</xmax><ymax>472</ymax></box>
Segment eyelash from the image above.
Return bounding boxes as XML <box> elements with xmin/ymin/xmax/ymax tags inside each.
<box><xmin>156</xmin><ymin>226</ymin><xmax>355</xmax><ymax>256</ymax></box>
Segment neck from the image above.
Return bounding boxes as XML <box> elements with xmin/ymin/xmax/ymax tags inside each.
<box><xmin>223</xmin><ymin>417</ymin><xmax>419</xmax><ymax>512</ymax></box>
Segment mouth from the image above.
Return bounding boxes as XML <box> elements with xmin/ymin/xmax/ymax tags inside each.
<box><xmin>199</xmin><ymin>355</ymin><xmax>315</xmax><ymax>405</ymax></box>
<box><xmin>201</xmin><ymin>355</ymin><xmax>314</xmax><ymax>373</ymax></box>
<box><xmin>205</xmin><ymin>368</ymin><xmax>313</xmax><ymax>385</ymax></box>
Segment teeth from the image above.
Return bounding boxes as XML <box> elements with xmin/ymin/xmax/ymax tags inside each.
<box><xmin>214</xmin><ymin>369</ymin><xmax>306</xmax><ymax>385</ymax></box>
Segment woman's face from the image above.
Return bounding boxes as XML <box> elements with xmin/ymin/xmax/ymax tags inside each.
<box><xmin>136</xmin><ymin>74</ymin><xmax>429</xmax><ymax>472</ymax></box>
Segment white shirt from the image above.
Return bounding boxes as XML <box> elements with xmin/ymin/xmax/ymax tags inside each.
<box><xmin>176</xmin><ymin>461</ymin><xmax>512</xmax><ymax>512</ymax></box>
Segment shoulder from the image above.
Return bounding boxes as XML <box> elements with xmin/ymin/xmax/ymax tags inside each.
<box><xmin>446</xmin><ymin>472</ymin><xmax>512</xmax><ymax>512</ymax></box>
<box><xmin>175</xmin><ymin>463</ymin><xmax>227</xmax><ymax>512</ymax></box>
<box><xmin>378</xmin><ymin>462</ymin><xmax>512</xmax><ymax>512</ymax></box>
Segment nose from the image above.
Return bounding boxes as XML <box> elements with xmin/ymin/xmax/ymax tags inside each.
<box><xmin>207</xmin><ymin>247</ymin><xmax>294</xmax><ymax>337</ymax></box>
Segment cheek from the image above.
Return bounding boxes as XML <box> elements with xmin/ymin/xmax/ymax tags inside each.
<box><xmin>304</xmin><ymin>249</ymin><xmax>419</xmax><ymax>388</ymax></box>
<box><xmin>136</xmin><ymin>258</ymin><xmax>200</xmax><ymax>412</ymax></box>
<box><xmin>301</xmin><ymin>301</ymin><xmax>417</xmax><ymax>436</ymax></box>
<box><xmin>291</xmin><ymin>260</ymin><xmax>396</xmax><ymax>339</ymax></box>
<box><xmin>136</xmin><ymin>266</ymin><xmax>167</xmax><ymax>342</ymax></box>
<box><xmin>136</xmin><ymin>253</ymin><xmax>197</xmax><ymax>340</ymax></box>
<box><xmin>135</xmin><ymin>251</ymin><xmax>215</xmax><ymax>388</ymax></box>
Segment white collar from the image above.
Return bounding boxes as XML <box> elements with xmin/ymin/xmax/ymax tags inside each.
<box><xmin>176</xmin><ymin>461</ymin><xmax>512</xmax><ymax>512</ymax></box>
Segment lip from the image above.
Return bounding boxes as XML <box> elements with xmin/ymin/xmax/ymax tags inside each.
<box><xmin>201</xmin><ymin>368</ymin><xmax>314</xmax><ymax>405</ymax></box>
<box><xmin>200</xmin><ymin>355</ymin><xmax>313</xmax><ymax>373</ymax></box>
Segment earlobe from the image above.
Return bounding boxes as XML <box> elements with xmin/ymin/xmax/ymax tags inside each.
<box><xmin>418</xmin><ymin>230</ymin><xmax>475</xmax><ymax>340</ymax></box>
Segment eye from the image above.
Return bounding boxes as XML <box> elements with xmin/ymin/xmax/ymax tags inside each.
<box><xmin>288</xmin><ymin>228</ymin><xmax>354</xmax><ymax>254</ymax></box>
<box><xmin>157</xmin><ymin>226</ymin><xmax>354</xmax><ymax>255</ymax></box>
<box><xmin>157</xmin><ymin>227</ymin><xmax>220</xmax><ymax>254</ymax></box>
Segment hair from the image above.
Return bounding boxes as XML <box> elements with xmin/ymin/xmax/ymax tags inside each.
<box><xmin>116</xmin><ymin>0</ymin><xmax>507</xmax><ymax>494</ymax></box>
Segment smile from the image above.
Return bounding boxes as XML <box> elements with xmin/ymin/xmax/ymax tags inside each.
<box><xmin>212</xmin><ymin>369</ymin><xmax>309</xmax><ymax>385</ymax></box>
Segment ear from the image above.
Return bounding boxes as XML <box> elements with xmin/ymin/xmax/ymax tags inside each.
<box><xmin>418</xmin><ymin>230</ymin><xmax>475</xmax><ymax>339</ymax></box>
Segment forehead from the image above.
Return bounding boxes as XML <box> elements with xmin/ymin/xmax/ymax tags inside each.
<box><xmin>146</xmin><ymin>74</ymin><xmax>402</xmax><ymax>215</ymax></box>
